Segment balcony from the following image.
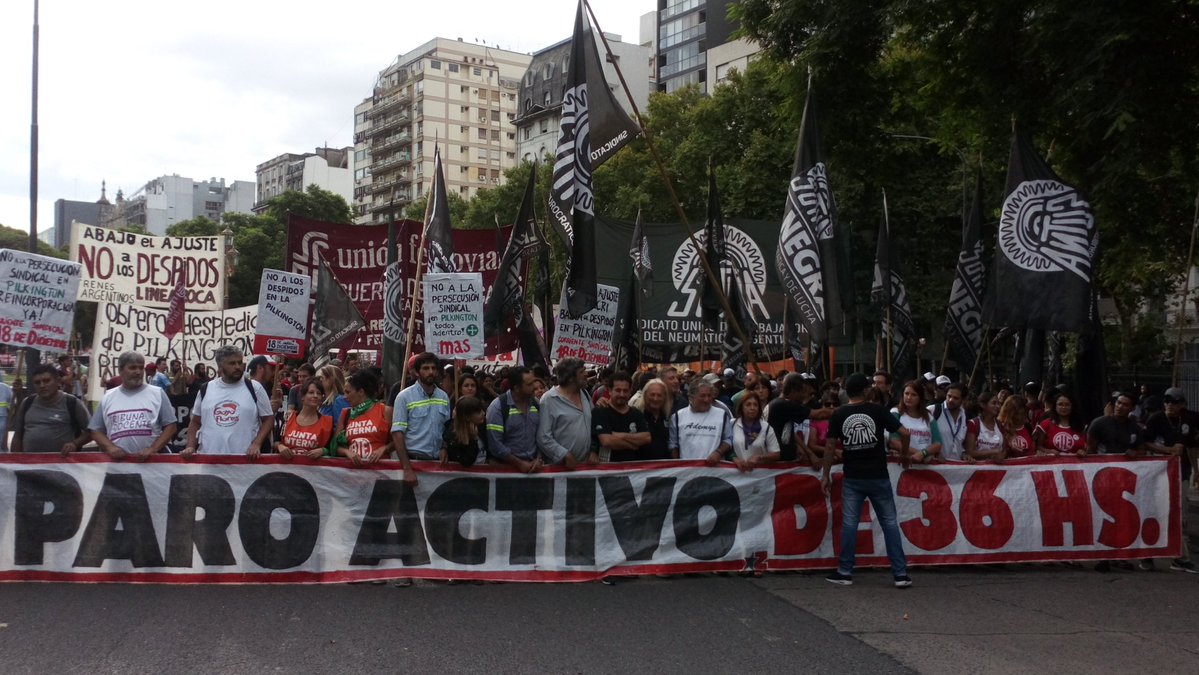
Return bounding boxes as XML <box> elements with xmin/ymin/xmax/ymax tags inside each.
<box><xmin>372</xmin><ymin>132</ymin><xmax>412</xmax><ymax>152</ymax></box>
<box><xmin>373</xmin><ymin>151</ymin><xmax>412</xmax><ymax>173</ymax></box>
<box><xmin>369</xmin><ymin>90</ymin><xmax>412</xmax><ymax>118</ymax></box>
<box><xmin>367</xmin><ymin>179</ymin><xmax>398</xmax><ymax>196</ymax></box>
<box><xmin>370</xmin><ymin>193</ymin><xmax>412</xmax><ymax>213</ymax></box>
<box><xmin>369</xmin><ymin>112</ymin><xmax>411</xmax><ymax>138</ymax></box>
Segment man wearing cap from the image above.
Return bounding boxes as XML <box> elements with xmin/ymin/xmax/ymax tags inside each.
<box><xmin>1143</xmin><ymin>387</ymin><xmax>1199</xmax><ymax>573</ymax></box>
<box><xmin>392</xmin><ymin>352</ymin><xmax>452</xmax><ymax>485</ymax></box>
<box><xmin>929</xmin><ymin>382</ymin><xmax>969</xmax><ymax>461</ymax></box>
<box><xmin>147</xmin><ymin>361</ymin><xmax>171</xmax><ymax>391</ymax></box>
<box><xmin>823</xmin><ymin>372</ymin><xmax>912</xmax><ymax>588</ymax></box>
<box><xmin>183</xmin><ymin>346</ymin><xmax>274</xmax><ymax>458</ymax></box>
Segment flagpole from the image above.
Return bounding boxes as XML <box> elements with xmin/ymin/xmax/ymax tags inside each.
<box><xmin>968</xmin><ymin>327</ymin><xmax>989</xmax><ymax>391</ymax></box>
<box><xmin>399</xmin><ymin>212</ymin><xmax>432</xmax><ymax>391</ymax></box>
<box><xmin>1172</xmin><ymin>190</ymin><xmax>1199</xmax><ymax>386</ymax></box>
<box><xmin>583</xmin><ymin>0</ymin><xmax>759</xmax><ymax>373</ymax></box>
<box><xmin>882</xmin><ymin>190</ymin><xmax>893</xmax><ymax>373</ymax></box>
<box><xmin>938</xmin><ymin>341</ymin><xmax>950</xmax><ymax>376</ymax></box>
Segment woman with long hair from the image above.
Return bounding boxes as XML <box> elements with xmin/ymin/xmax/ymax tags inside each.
<box><xmin>1034</xmin><ymin>391</ymin><xmax>1087</xmax><ymax>457</ymax></box>
<box><xmin>331</xmin><ymin>369</ymin><xmax>392</xmax><ymax>465</ymax></box>
<box><xmin>731</xmin><ymin>392</ymin><xmax>780</xmax><ymax>470</ymax></box>
<box><xmin>891</xmin><ymin>380</ymin><xmax>942</xmax><ymax>463</ymax></box>
<box><xmin>317</xmin><ymin>365</ymin><xmax>350</xmax><ymax>422</ymax></box>
<box><xmin>444</xmin><ymin>396</ymin><xmax>488</xmax><ymax>467</ymax></box>
<box><xmin>965</xmin><ymin>390</ymin><xmax>1006</xmax><ymax>463</ymax></box>
<box><xmin>997</xmin><ymin>394</ymin><xmax>1036</xmax><ymax>458</ymax></box>
<box><xmin>455</xmin><ymin>373</ymin><xmax>480</xmax><ymax>407</ymax></box>
<box><xmin>632</xmin><ymin>377</ymin><xmax>672</xmax><ymax>460</ymax></box>
<box><xmin>277</xmin><ymin>380</ymin><xmax>334</xmax><ymax>460</ymax></box>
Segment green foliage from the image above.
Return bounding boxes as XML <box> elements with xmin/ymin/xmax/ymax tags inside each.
<box><xmin>402</xmin><ymin>190</ymin><xmax>470</xmax><ymax>224</ymax></box>
<box><xmin>264</xmin><ymin>184</ymin><xmax>354</xmax><ymax>225</ymax></box>
<box><xmin>0</xmin><ymin>223</ymin><xmax>66</xmax><ymax>259</ymax></box>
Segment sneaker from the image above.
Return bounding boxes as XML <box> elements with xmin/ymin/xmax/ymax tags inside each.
<box><xmin>1138</xmin><ymin>559</ymin><xmax>1155</xmax><ymax>572</ymax></box>
<box><xmin>1094</xmin><ymin>561</ymin><xmax>1111</xmax><ymax>573</ymax></box>
<box><xmin>1170</xmin><ymin>559</ymin><xmax>1199</xmax><ymax>573</ymax></box>
<box><xmin>825</xmin><ymin>571</ymin><xmax>853</xmax><ymax>586</ymax></box>
<box><xmin>391</xmin><ymin>577</ymin><xmax>413</xmax><ymax>588</ymax></box>
<box><xmin>893</xmin><ymin>575</ymin><xmax>913</xmax><ymax>588</ymax></box>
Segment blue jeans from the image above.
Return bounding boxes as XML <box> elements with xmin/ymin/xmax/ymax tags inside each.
<box><xmin>838</xmin><ymin>477</ymin><xmax>908</xmax><ymax>578</ymax></box>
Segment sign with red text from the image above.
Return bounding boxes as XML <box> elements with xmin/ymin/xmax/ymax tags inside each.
<box><xmin>0</xmin><ymin>249</ymin><xmax>82</xmax><ymax>353</ymax></box>
<box><xmin>551</xmin><ymin>283</ymin><xmax>619</xmax><ymax>366</ymax></box>
<box><xmin>0</xmin><ymin>456</ymin><xmax>1178</xmax><ymax>583</ymax></box>
<box><xmin>253</xmin><ymin>269</ymin><xmax>311</xmax><ymax>358</ymax></box>
<box><xmin>69</xmin><ymin>223</ymin><xmax>226</xmax><ymax>311</ymax></box>
<box><xmin>423</xmin><ymin>272</ymin><xmax>484</xmax><ymax>359</ymax></box>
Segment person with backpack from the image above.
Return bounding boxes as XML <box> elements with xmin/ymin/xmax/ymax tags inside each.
<box><xmin>9</xmin><ymin>364</ymin><xmax>91</xmax><ymax>455</ymax></box>
<box><xmin>90</xmin><ymin>351</ymin><xmax>177</xmax><ymax>460</ymax></box>
<box><xmin>486</xmin><ymin>366</ymin><xmax>542</xmax><ymax>473</ymax></box>
<box><xmin>181</xmin><ymin>346</ymin><xmax>273</xmax><ymax>458</ymax></box>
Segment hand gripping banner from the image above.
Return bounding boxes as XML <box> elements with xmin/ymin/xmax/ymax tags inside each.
<box><xmin>0</xmin><ymin>456</ymin><xmax>1180</xmax><ymax>583</ymax></box>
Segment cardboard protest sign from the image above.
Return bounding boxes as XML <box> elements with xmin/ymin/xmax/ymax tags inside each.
<box><xmin>0</xmin><ymin>249</ymin><xmax>82</xmax><ymax>353</ymax></box>
<box><xmin>253</xmin><ymin>269</ymin><xmax>311</xmax><ymax>357</ymax></box>
<box><xmin>422</xmin><ymin>272</ymin><xmax>484</xmax><ymax>359</ymax></box>
<box><xmin>551</xmin><ymin>283</ymin><xmax>619</xmax><ymax>366</ymax></box>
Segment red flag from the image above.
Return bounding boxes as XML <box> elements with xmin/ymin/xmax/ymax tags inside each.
<box><xmin>163</xmin><ymin>271</ymin><xmax>186</xmax><ymax>340</ymax></box>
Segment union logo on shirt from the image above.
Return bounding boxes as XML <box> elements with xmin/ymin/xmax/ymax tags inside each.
<box><xmin>1051</xmin><ymin>431</ymin><xmax>1080</xmax><ymax>452</ymax></box>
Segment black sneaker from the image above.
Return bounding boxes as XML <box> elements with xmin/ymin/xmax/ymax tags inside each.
<box><xmin>893</xmin><ymin>575</ymin><xmax>913</xmax><ymax>588</ymax></box>
<box><xmin>825</xmin><ymin>571</ymin><xmax>853</xmax><ymax>586</ymax></box>
<box><xmin>1170</xmin><ymin>559</ymin><xmax>1199</xmax><ymax>574</ymax></box>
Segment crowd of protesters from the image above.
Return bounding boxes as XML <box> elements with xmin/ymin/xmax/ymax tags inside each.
<box><xmin>2</xmin><ymin>349</ymin><xmax>1198</xmax><ymax>582</ymax></box>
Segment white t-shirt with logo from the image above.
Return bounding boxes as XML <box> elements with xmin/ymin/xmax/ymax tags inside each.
<box><xmin>193</xmin><ymin>379</ymin><xmax>274</xmax><ymax>455</ymax></box>
<box><xmin>893</xmin><ymin>409</ymin><xmax>934</xmax><ymax>452</ymax></box>
<box><xmin>670</xmin><ymin>406</ymin><xmax>733</xmax><ymax>460</ymax></box>
<box><xmin>90</xmin><ymin>384</ymin><xmax>177</xmax><ymax>454</ymax></box>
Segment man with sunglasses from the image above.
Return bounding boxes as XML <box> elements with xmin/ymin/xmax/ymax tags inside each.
<box><xmin>1143</xmin><ymin>387</ymin><xmax>1198</xmax><ymax>573</ymax></box>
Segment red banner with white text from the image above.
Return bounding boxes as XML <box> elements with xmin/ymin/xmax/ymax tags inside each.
<box><xmin>0</xmin><ymin>456</ymin><xmax>1180</xmax><ymax>583</ymax></box>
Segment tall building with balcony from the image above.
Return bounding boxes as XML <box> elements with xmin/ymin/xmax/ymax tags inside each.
<box><xmin>353</xmin><ymin>38</ymin><xmax>532</xmax><ymax>224</ymax></box>
<box><xmin>512</xmin><ymin>33</ymin><xmax>653</xmax><ymax>165</ymax></box>
<box><xmin>255</xmin><ymin>147</ymin><xmax>353</xmax><ymax>210</ymax></box>
<box><xmin>654</xmin><ymin>0</ymin><xmax>743</xmax><ymax>94</ymax></box>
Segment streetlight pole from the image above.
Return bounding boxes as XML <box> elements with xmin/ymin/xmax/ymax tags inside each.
<box><xmin>221</xmin><ymin>226</ymin><xmax>238</xmax><ymax>342</ymax></box>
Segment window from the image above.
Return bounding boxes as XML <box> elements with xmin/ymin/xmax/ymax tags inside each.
<box><xmin>355</xmin><ymin>112</ymin><xmax>367</xmax><ymax>125</ymax></box>
<box><xmin>448</xmin><ymin>63</ymin><xmax>459</xmax><ymax>73</ymax></box>
<box><xmin>544</xmin><ymin>64</ymin><xmax>553</xmax><ymax>79</ymax></box>
<box><xmin>473</xmin><ymin>67</ymin><xmax>482</xmax><ymax>76</ymax></box>
<box><xmin>507</xmin><ymin>112</ymin><xmax>515</xmax><ymax>121</ymax></box>
<box><xmin>544</xmin><ymin>91</ymin><xmax>551</xmax><ymax>106</ymax></box>
<box><xmin>477</xmin><ymin>168</ymin><xmax>487</xmax><ymax>181</ymax></box>
<box><xmin>490</xmin><ymin>168</ymin><xmax>500</xmax><ymax>179</ymax></box>
<box><xmin>355</xmin><ymin>168</ymin><xmax>368</xmax><ymax>180</ymax></box>
<box><xmin>460</xmin><ymin>185</ymin><xmax>470</xmax><ymax>194</ymax></box>
<box><xmin>540</xmin><ymin>120</ymin><xmax>549</xmax><ymax>133</ymax></box>
<box><xmin>491</xmin><ymin>129</ymin><xmax>499</xmax><ymax>141</ymax></box>
<box><xmin>521</xmin><ymin>127</ymin><xmax>531</xmax><ymax>140</ymax></box>
<box><xmin>478</xmin><ymin>107</ymin><xmax>487</xmax><ymax>119</ymax></box>
<box><xmin>478</xmin><ymin>148</ymin><xmax>488</xmax><ymax>159</ymax></box>
<box><xmin>355</xmin><ymin>149</ymin><xmax>367</xmax><ymax>162</ymax></box>
<box><xmin>430</xmin><ymin>59</ymin><xmax>441</xmax><ymax>69</ymax></box>
<box><xmin>506</xmin><ymin>133</ymin><xmax>515</xmax><ymax>141</ymax></box>
<box><xmin>478</xmin><ymin>128</ymin><xmax>487</xmax><ymax>139</ymax></box>
<box><xmin>490</xmin><ymin>150</ymin><xmax>500</xmax><ymax>160</ymax></box>
<box><xmin>205</xmin><ymin>201</ymin><xmax>222</xmax><ymax>211</ymax></box>
<box><xmin>491</xmin><ymin>110</ymin><xmax>500</xmax><ymax>122</ymax></box>
<box><xmin>460</xmin><ymin>125</ymin><xmax>468</xmax><ymax>133</ymax></box>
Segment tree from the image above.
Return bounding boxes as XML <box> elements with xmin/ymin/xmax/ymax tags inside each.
<box><xmin>402</xmin><ymin>190</ymin><xmax>469</xmax><ymax>224</ymax></box>
<box><xmin>264</xmin><ymin>184</ymin><xmax>354</xmax><ymax>225</ymax></box>
<box><xmin>0</xmin><ymin>223</ymin><xmax>66</xmax><ymax>259</ymax></box>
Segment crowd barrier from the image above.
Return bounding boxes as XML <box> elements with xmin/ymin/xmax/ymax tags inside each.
<box><xmin>0</xmin><ymin>455</ymin><xmax>1181</xmax><ymax>583</ymax></box>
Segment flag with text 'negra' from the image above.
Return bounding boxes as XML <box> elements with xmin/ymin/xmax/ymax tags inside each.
<box><xmin>983</xmin><ymin>130</ymin><xmax>1098</xmax><ymax>332</ymax></box>
<box><xmin>943</xmin><ymin>170</ymin><xmax>986</xmax><ymax>373</ymax></box>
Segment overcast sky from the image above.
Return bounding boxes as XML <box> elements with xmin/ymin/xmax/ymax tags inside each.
<box><xmin>0</xmin><ymin>0</ymin><xmax>652</xmax><ymax>235</ymax></box>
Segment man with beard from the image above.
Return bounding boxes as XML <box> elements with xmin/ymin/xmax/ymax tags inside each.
<box><xmin>593</xmin><ymin>371</ymin><xmax>650</xmax><ymax>462</ymax></box>
<box><xmin>392</xmin><ymin>351</ymin><xmax>452</xmax><ymax>485</ymax></box>
<box><xmin>486</xmin><ymin>365</ymin><xmax>542</xmax><ymax>473</ymax></box>
<box><xmin>90</xmin><ymin>351</ymin><xmax>177</xmax><ymax>460</ymax></box>
<box><xmin>183</xmin><ymin>346</ymin><xmax>274</xmax><ymax>458</ymax></box>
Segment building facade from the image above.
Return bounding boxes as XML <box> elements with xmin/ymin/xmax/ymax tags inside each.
<box><xmin>654</xmin><ymin>0</ymin><xmax>743</xmax><ymax>94</ymax></box>
<box><xmin>353</xmin><ymin>38</ymin><xmax>532</xmax><ymax>224</ymax></box>
<box><xmin>104</xmin><ymin>175</ymin><xmax>255</xmax><ymax>235</ymax></box>
<box><xmin>512</xmin><ymin>33</ymin><xmax>653</xmax><ymax>165</ymax></box>
<box><xmin>255</xmin><ymin>147</ymin><xmax>353</xmax><ymax>209</ymax></box>
<box><xmin>49</xmin><ymin>182</ymin><xmax>113</xmax><ymax>248</ymax></box>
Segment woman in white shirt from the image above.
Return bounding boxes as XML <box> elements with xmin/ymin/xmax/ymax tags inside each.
<box><xmin>965</xmin><ymin>390</ymin><xmax>1007</xmax><ymax>463</ymax></box>
<box><xmin>891</xmin><ymin>380</ymin><xmax>942</xmax><ymax>464</ymax></box>
<box><xmin>731</xmin><ymin>393</ymin><xmax>780</xmax><ymax>471</ymax></box>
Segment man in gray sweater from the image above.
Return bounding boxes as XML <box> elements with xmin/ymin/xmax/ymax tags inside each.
<box><xmin>537</xmin><ymin>357</ymin><xmax>596</xmax><ymax>468</ymax></box>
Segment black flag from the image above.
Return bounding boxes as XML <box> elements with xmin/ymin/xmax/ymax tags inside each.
<box><xmin>425</xmin><ymin>145</ymin><xmax>455</xmax><ymax>274</ymax></box>
<box><xmin>548</xmin><ymin>1</ymin><xmax>638</xmax><ymax>318</ymax></box>
<box><xmin>775</xmin><ymin>84</ymin><xmax>852</xmax><ymax>345</ymax></box>
<box><xmin>984</xmin><ymin>129</ymin><xmax>1097</xmax><ymax>331</ymax></box>
<box><xmin>310</xmin><ymin>256</ymin><xmax>366</xmax><ymax>366</ymax></box>
<box><xmin>484</xmin><ymin>162</ymin><xmax>541</xmax><ymax>333</ymax></box>
<box><xmin>628</xmin><ymin>209</ymin><xmax>653</xmax><ymax>295</ymax></box>
<box><xmin>700</xmin><ymin>165</ymin><xmax>726</xmax><ymax>330</ymax></box>
<box><xmin>871</xmin><ymin>193</ymin><xmax>915</xmax><ymax>373</ymax></box>
<box><xmin>721</xmin><ymin>271</ymin><xmax>756</xmax><ymax>372</ymax></box>
<box><xmin>617</xmin><ymin>277</ymin><xmax>641</xmax><ymax>373</ymax></box>
<box><xmin>943</xmin><ymin>170</ymin><xmax>986</xmax><ymax>372</ymax></box>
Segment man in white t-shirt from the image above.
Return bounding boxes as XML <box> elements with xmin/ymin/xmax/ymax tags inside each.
<box><xmin>928</xmin><ymin>382</ymin><xmax>968</xmax><ymax>461</ymax></box>
<box><xmin>182</xmin><ymin>346</ymin><xmax>273</xmax><ymax>458</ymax></box>
<box><xmin>89</xmin><ymin>351</ymin><xmax>177</xmax><ymax>459</ymax></box>
<box><xmin>669</xmin><ymin>379</ymin><xmax>733</xmax><ymax>463</ymax></box>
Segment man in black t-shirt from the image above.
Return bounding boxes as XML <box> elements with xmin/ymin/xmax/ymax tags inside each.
<box><xmin>1087</xmin><ymin>392</ymin><xmax>1144</xmax><ymax>456</ymax></box>
<box><xmin>823</xmin><ymin>372</ymin><xmax>912</xmax><ymax>588</ymax></box>
<box><xmin>1143</xmin><ymin>387</ymin><xmax>1198</xmax><ymax>573</ymax></box>
<box><xmin>593</xmin><ymin>373</ymin><xmax>650</xmax><ymax>462</ymax></box>
<box><xmin>768</xmin><ymin>374</ymin><xmax>831</xmax><ymax>461</ymax></box>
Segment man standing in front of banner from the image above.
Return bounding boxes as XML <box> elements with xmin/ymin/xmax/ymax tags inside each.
<box><xmin>90</xmin><ymin>351</ymin><xmax>177</xmax><ymax>460</ymax></box>
<box><xmin>182</xmin><ymin>346</ymin><xmax>273</xmax><ymax>458</ymax></box>
<box><xmin>10</xmin><ymin>364</ymin><xmax>91</xmax><ymax>455</ymax></box>
<box><xmin>823</xmin><ymin>372</ymin><xmax>912</xmax><ymax>588</ymax></box>
<box><xmin>392</xmin><ymin>352</ymin><xmax>452</xmax><ymax>485</ymax></box>
<box><xmin>487</xmin><ymin>365</ymin><xmax>543</xmax><ymax>474</ymax></box>
<box><xmin>537</xmin><ymin>357</ymin><xmax>595</xmax><ymax>468</ymax></box>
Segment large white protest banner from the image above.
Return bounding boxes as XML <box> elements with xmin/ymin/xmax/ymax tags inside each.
<box><xmin>551</xmin><ymin>283</ymin><xmax>619</xmax><ymax>365</ymax></box>
<box><xmin>253</xmin><ymin>269</ymin><xmax>311</xmax><ymax>358</ymax></box>
<box><xmin>0</xmin><ymin>456</ymin><xmax>1180</xmax><ymax>583</ymax></box>
<box><xmin>0</xmin><ymin>249</ymin><xmax>82</xmax><ymax>353</ymax></box>
<box><xmin>89</xmin><ymin>303</ymin><xmax>257</xmax><ymax>401</ymax></box>
<box><xmin>69</xmin><ymin>223</ymin><xmax>226</xmax><ymax>310</ymax></box>
<box><xmin>423</xmin><ymin>272</ymin><xmax>484</xmax><ymax>359</ymax></box>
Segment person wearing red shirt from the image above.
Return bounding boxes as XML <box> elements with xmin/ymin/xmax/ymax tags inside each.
<box><xmin>1034</xmin><ymin>392</ymin><xmax>1087</xmax><ymax>456</ymax></box>
<box><xmin>277</xmin><ymin>380</ymin><xmax>333</xmax><ymax>460</ymax></box>
<box><xmin>998</xmin><ymin>395</ymin><xmax>1036</xmax><ymax>458</ymax></box>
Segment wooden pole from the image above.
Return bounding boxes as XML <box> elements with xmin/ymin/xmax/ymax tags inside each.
<box><xmin>938</xmin><ymin>341</ymin><xmax>950</xmax><ymax>376</ymax></box>
<box><xmin>584</xmin><ymin>0</ymin><xmax>760</xmax><ymax>373</ymax></box>
<box><xmin>398</xmin><ymin>211</ymin><xmax>432</xmax><ymax>391</ymax></box>
<box><xmin>1171</xmin><ymin>191</ymin><xmax>1199</xmax><ymax>386</ymax></box>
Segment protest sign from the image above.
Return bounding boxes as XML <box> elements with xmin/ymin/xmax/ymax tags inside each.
<box><xmin>423</xmin><ymin>272</ymin><xmax>484</xmax><ymax>359</ymax></box>
<box><xmin>551</xmin><ymin>283</ymin><xmax>619</xmax><ymax>365</ymax></box>
<box><xmin>0</xmin><ymin>456</ymin><xmax>1180</xmax><ymax>583</ymax></box>
<box><xmin>89</xmin><ymin>303</ymin><xmax>257</xmax><ymax>401</ymax></box>
<box><xmin>253</xmin><ymin>269</ymin><xmax>311</xmax><ymax>358</ymax></box>
<box><xmin>0</xmin><ymin>249</ymin><xmax>82</xmax><ymax>353</ymax></box>
<box><xmin>69</xmin><ymin>224</ymin><xmax>226</xmax><ymax>311</ymax></box>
